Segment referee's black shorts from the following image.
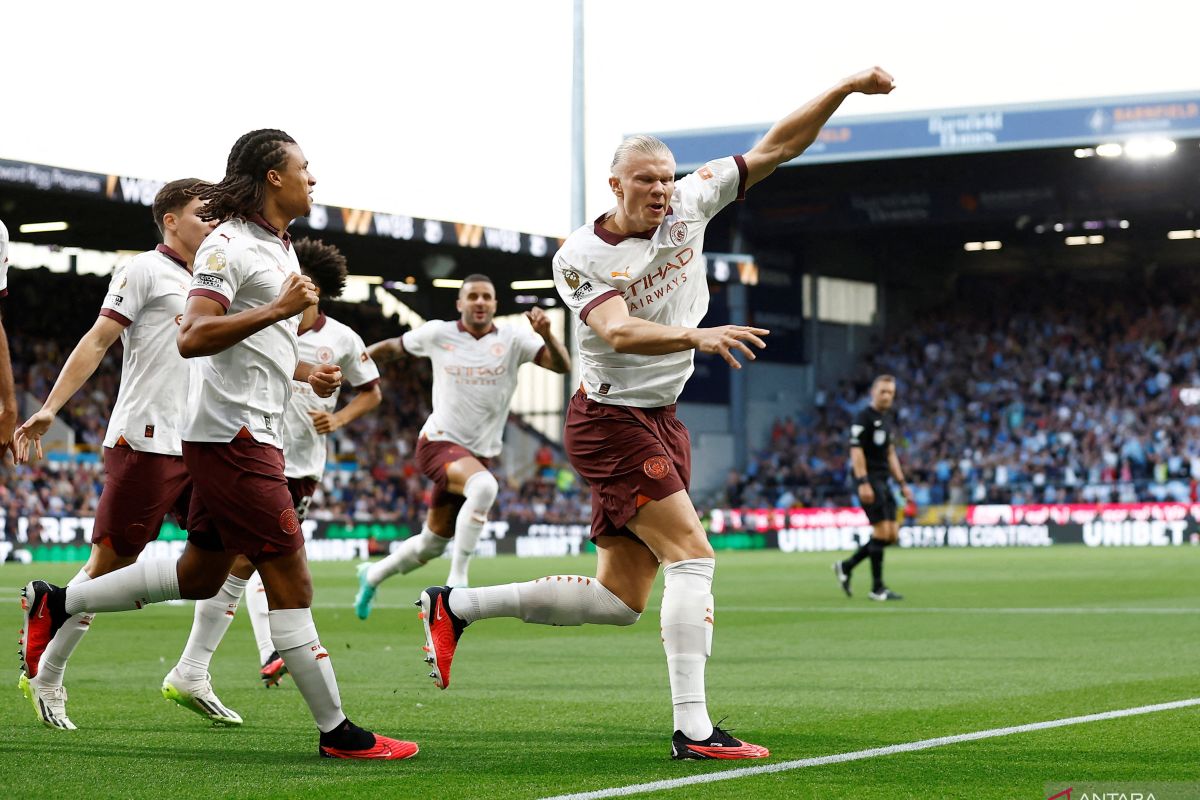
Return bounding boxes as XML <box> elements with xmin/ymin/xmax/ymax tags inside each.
<box><xmin>860</xmin><ymin>476</ymin><xmax>897</xmax><ymax>525</ymax></box>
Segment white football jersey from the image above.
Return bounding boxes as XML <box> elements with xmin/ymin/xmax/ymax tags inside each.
<box><xmin>282</xmin><ymin>313</ymin><xmax>379</xmax><ymax>480</ymax></box>
<box><xmin>403</xmin><ymin>320</ymin><xmax>545</xmax><ymax>457</ymax></box>
<box><xmin>553</xmin><ymin>155</ymin><xmax>747</xmax><ymax>408</ymax></box>
<box><xmin>99</xmin><ymin>245</ymin><xmax>192</xmax><ymax>455</ymax></box>
<box><xmin>181</xmin><ymin>216</ymin><xmax>302</xmax><ymax>448</ymax></box>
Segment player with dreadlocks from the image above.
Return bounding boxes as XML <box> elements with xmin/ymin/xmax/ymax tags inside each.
<box><xmin>20</xmin><ymin>129</ymin><xmax>418</xmax><ymax>760</ymax></box>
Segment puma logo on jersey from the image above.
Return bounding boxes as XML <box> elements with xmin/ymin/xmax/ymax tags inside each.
<box><xmin>611</xmin><ymin>267</ymin><xmax>631</xmax><ymax>279</ymax></box>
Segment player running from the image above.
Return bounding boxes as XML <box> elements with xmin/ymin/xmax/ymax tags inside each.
<box><xmin>353</xmin><ymin>275</ymin><xmax>569</xmax><ymax>616</ymax></box>
<box><xmin>19</xmin><ymin>130</ymin><xmax>417</xmax><ymax>759</ymax></box>
<box><xmin>415</xmin><ymin>67</ymin><xmax>895</xmax><ymax>759</ymax></box>
<box><xmin>13</xmin><ymin>179</ymin><xmax>248</xmax><ymax>729</ymax></box>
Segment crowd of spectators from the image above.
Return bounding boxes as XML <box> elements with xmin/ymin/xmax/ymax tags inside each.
<box><xmin>725</xmin><ymin>273</ymin><xmax>1200</xmax><ymax>510</ymax></box>
<box><xmin>11</xmin><ymin>265</ymin><xmax>1200</xmax><ymax>530</ymax></box>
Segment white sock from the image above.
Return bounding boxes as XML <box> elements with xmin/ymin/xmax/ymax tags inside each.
<box><xmin>269</xmin><ymin>607</ymin><xmax>344</xmax><ymax>733</ymax></box>
<box><xmin>446</xmin><ymin>471</ymin><xmax>499</xmax><ymax>587</ymax></box>
<box><xmin>174</xmin><ymin>574</ymin><xmax>247</xmax><ymax>681</ymax></box>
<box><xmin>661</xmin><ymin>558</ymin><xmax>715</xmax><ymax>740</ymax></box>
<box><xmin>366</xmin><ymin>525</ymin><xmax>450</xmax><ymax>585</ymax></box>
<box><xmin>449</xmin><ymin>575</ymin><xmax>640</xmax><ymax>627</ymax></box>
<box><xmin>34</xmin><ymin>568</ymin><xmax>94</xmax><ymax>688</ymax></box>
<box><xmin>64</xmin><ymin>558</ymin><xmax>180</xmax><ymax>615</ymax></box>
<box><xmin>244</xmin><ymin>572</ymin><xmax>275</xmax><ymax>664</ymax></box>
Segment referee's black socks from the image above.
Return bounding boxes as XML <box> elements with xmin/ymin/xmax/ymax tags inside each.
<box><xmin>842</xmin><ymin>539</ymin><xmax>873</xmax><ymax>572</ymax></box>
<box><xmin>867</xmin><ymin>537</ymin><xmax>890</xmax><ymax>592</ymax></box>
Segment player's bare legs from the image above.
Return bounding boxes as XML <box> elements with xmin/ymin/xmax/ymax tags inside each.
<box><xmin>594</xmin><ymin>535</ymin><xmax>660</xmax><ymax>613</ymax></box>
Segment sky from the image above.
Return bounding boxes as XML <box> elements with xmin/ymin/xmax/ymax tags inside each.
<box><xmin>3</xmin><ymin>0</ymin><xmax>1198</xmax><ymax>238</ymax></box>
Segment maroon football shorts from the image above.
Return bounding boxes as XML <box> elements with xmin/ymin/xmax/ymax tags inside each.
<box><xmin>415</xmin><ymin>436</ymin><xmax>491</xmax><ymax>508</ymax></box>
<box><xmin>92</xmin><ymin>444</ymin><xmax>191</xmax><ymax>557</ymax></box>
<box><xmin>182</xmin><ymin>436</ymin><xmax>304</xmax><ymax>560</ymax></box>
<box><xmin>563</xmin><ymin>391</ymin><xmax>690</xmax><ymax>541</ymax></box>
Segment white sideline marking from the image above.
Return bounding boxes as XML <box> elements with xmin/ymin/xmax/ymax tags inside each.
<box><xmin>539</xmin><ymin>697</ymin><xmax>1200</xmax><ymax>800</ymax></box>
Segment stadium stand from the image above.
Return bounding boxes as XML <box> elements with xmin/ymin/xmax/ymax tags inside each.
<box><xmin>725</xmin><ymin>272</ymin><xmax>1200</xmax><ymax>510</ymax></box>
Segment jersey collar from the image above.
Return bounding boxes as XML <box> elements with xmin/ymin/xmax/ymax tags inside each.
<box><xmin>155</xmin><ymin>243</ymin><xmax>191</xmax><ymax>274</ymax></box>
<box><xmin>592</xmin><ymin>208</ymin><xmax>673</xmax><ymax>246</ymax></box>
<box><xmin>457</xmin><ymin>320</ymin><xmax>498</xmax><ymax>339</ymax></box>
<box><xmin>299</xmin><ymin>311</ymin><xmax>327</xmax><ymax>336</ymax></box>
<box><xmin>247</xmin><ymin>214</ymin><xmax>292</xmax><ymax>250</ymax></box>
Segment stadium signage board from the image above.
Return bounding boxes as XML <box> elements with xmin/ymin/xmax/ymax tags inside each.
<box><xmin>652</xmin><ymin>92</ymin><xmax>1200</xmax><ymax>171</ymax></box>
<box><xmin>6</xmin><ymin>508</ymin><xmax>1197</xmax><ymax>563</ymax></box>
<box><xmin>707</xmin><ymin>503</ymin><xmax>1200</xmax><ymax>551</ymax></box>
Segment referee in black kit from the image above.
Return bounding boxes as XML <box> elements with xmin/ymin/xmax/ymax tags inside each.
<box><xmin>834</xmin><ymin>375</ymin><xmax>911</xmax><ymax>601</ymax></box>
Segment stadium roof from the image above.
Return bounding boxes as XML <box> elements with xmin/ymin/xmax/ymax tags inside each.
<box><xmin>0</xmin><ymin>158</ymin><xmax>562</xmax><ymax>319</ymax></box>
<box><xmin>0</xmin><ymin>157</ymin><xmax>560</xmax><ymax>260</ymax></box>
<box><xmin>651</xmin><ymin>91</ymin><xmax>1200</xmax><ymax>171</ymax></box>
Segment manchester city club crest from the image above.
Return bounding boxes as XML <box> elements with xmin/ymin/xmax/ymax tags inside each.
<box><xmin>669</xmin><ymin>221</ymin><xmax>688</xmax><ymax>245</ymax></box>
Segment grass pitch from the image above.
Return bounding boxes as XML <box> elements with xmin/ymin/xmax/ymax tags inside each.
<box><xmin>1</xmin><ymin>546</ymin><xmax>1197</xmax><ymax>799</ymax></box>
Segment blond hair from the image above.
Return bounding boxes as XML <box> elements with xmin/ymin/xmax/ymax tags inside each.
<box><xmin>610</xmin><ymin>134</ymin><xmax>672</xmax><ymax>175</ymax></box>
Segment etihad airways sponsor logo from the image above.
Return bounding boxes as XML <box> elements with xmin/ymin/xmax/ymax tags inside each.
<box><xmin>623</xmin><ymin>247</ymin><xmax>694</xmax><ymax>312</ymax></box>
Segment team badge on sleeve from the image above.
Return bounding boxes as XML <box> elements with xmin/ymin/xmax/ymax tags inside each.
<box><xmin>561</xmin><ymin>267</ymin><xmax>581</xmax><ymax>290</ymax></box>
<box><xmin>206</xmin><ymin>250</ymin><xmax>228</xmax><ymax>271</ymax></box>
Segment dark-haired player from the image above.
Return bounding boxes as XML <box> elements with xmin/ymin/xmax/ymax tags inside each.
<box><xmin>353</xmin><ymin>275</ymin><xmax>569</xmax><ymax>615</ymax></box>
<box><xmin>20</xmin><ymin>130</ymin><xmax>416</xmax><ymax>759</ymax></box>
<box><xmin>244</xmin><ymin>237</ymin><xmax>381</xmax><ymax>687</ymax></box>
<box><xmin>834</xmin><ymin>374</ymin><xmax>911</xmax><ymax>601</ymax></box>
<box><xmin>14</xmin><ymin>179</ymin><xmax>244</xmax><ymax>729</ymax></box>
